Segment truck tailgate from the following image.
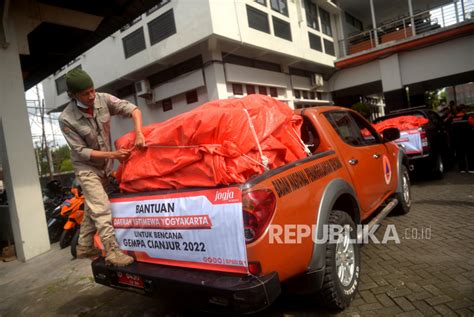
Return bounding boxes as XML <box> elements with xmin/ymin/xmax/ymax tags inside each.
<box><xmin>395</xmin><ymin>129</ymin><xmax>423</xmax><ymax>155</ymax></box>
<box><xmin>107</xmin><ymin>186</ymin><xmax>249</xmax><ymax>274</ymax></box>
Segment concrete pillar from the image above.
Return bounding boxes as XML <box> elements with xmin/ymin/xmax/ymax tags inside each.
<box><xmin>0</xmin><ymin>17</ymin><xmax>50</xmax><ymax>261</ymax></box>
<box><xmin>369</xmin><ymin>0</ymin><xmax>379</xmax><ymax>46</ymax></box>
<box><xmin>379</xmin><ymin>54</ymin><xmax>403</xmax><ymax>93</ymax></box>
<box><xmin>201</xmin><ymin>40</ymin><xmax>228</xmax><ymax>100</ymax></box>
<box><xmin>282</xmin><ymin>65</ymin><xmax>295</xmax><ymax>109</ymax></box>
<box><xmin>408</xmin><ymin>0</ymin><xmax>416</xmax><ymax>36</ymax></box>
<box><xmin>454</xmin><ymin>0</ymin><xmax>460</xmax><ymax>23</ymax></box>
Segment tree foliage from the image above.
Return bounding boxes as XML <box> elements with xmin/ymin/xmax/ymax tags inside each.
<box><xmin>35</xmin><ymin>145</ymin><xmax>72</xmax><ymax>175</ymax></box>
<box><xmin>351</xmin><ymin>102</ymin><xmax>371</xmax><ymax>119</ymax></box>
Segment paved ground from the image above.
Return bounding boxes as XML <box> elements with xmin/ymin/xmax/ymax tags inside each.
<box><xmin>0</xmin><ymin>171</ymin><xmax>473</xmax><ymax>316</ymax></box>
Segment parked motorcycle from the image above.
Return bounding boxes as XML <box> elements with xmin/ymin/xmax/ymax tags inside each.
<box><xmin>44</xmin><ymin>180</ymin><xmax>70</xmax><ymax>243</ymax></box>
<box><xmin>59</xmin><ymin>186</ymin><xmax>85</xmax><ymax>250</ymax></box>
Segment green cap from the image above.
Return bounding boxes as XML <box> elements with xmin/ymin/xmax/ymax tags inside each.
<box><xmin>66</xmin><ymin>68</ymin><xmax>94</xmax><ymax>93</ymax></box>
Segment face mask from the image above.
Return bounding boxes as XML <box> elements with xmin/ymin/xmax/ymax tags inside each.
<box><xmin>75</xmin><ymin>99</ymin><xmax>89</xmax><ymax>109</ymax></box>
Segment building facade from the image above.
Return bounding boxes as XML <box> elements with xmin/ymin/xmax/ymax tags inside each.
<box><xmin>41</xmin><ymin>0</ymin><xmax>474</xmax><ymax>140</ymax></box>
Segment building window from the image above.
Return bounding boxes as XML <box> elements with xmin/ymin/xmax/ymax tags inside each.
<box><xmin>294</xmin><ymin>90</ymin><xmax>301</xmax><ymax>98</ymax></box>
<box><xmin>148</xmin><ymin>56</ymin><xmax>203</xmax><ymax>87</ymax></box>
<box><xmin>162</xmin><ymin>98</ymin><xmax>172</xmax><ymax>111</ymax></box>
<box><xmin>317</xmin><ymin>92</ymin><xmax>322</xmax><ymax>99</ymax></box>
<box><xmin>302</xmin><ymin>90</ymin><xmax>309</xmax><ymax>99</ymax></box>
<box><xmin>232</xmin><ymin>83</ymin><xmax>243</xmax><ymax>95</ymax></box>
<box><xmin>117</xmin><ymin>84</ymin><xmax>135</xmax><ymax>99</ymax></box>
<box><xmin>55</xmin><ymin>65</ymin><xmax>82</xmax><ymax>95</ymax></box>
<box><xmin>304</xmin><ymin>0</ymin><xmax>319</xmax><ymax>30</ymax></box>
<box><xmin>255</xmin><ymin>0</ymin><xmax>267</xmax><ymax>6</ymax></box>
<box><xmin>186</xmin><ymin>90</ymin><xmax>198</xmax><ymax>104</ymax></box>
<box><xmin>55</xmin><ymin>75</ymin><xmax>67</xmax><ymax>95</ymax></box>
<box><xmin>345</xmin><ymin>12</ymin><xmax>363</xmax><ymax>31</ymax></box>
<box><xmin>122</xmin><ymin>27</ymin><xmax>146</xmax><ymax>58</ymax></box>
<box><xmin>270</xmin><ymin>0</ymin><xmax>288</xmax><ymax>16</ymax></box>
<box><xmin>223</xmin><ymin>54</ymin><xmax>281</xmax><ymax>72</ymax></box>
<box><xmin>246</xmin><ymin>85</ymin><xmax>256</xmax><ymax>94</ymax></box>
<box><xmin>308</xmin><ymin>32</ymin><xmax>322</xmax><ymax>51</ymax></box>
<box><xmin>269</xmin><ymin>87</ymin><xmax>278</xmax><ymax>97</ymax></box>
<box><xmin>258</xmin><ymin>86</ymin><xmax>267</xmax><ymax>95</ymax></box>
<box><xmin>272</xmin><ymin>16</ymin><xmax>292</xmax><ymax>41</ymax></box>
<box><xmin>147</xmin><ymin>0</ymin><xmax>171</xmax><ymax>15</ymax></box>
<box><xmin>310</xmin><ymin>91</ymin><xmax>316</xmax><ymax>99</ymax></box>
<box><xmin>319</xmin><ymin>7</ymin><xmax>332</xmax><ymax>36</ymax></box>
<box><xmin>324</xmin><ymin>39</ymin><xmax>335</xmax><ymax>56</ymax></box>
<box><xmin>247</xmin><ymin>5</ymin><xmax>270</xmax><ymax>33</ymax></box>
<box><xmin>148</xmin><ymin>9</ymin><xmax>176</xmax><ymax>45</ymax></box>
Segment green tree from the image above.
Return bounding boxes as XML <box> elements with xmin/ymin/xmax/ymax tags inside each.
<box><xmin>60</xmin><ymin>159</ymin><xmax>73</xmax><ymax>172</ymax></box>
<box><xmin>35</xmin><ymin>145</ymin><xmax>73</xmax><ymax>175</ymax></box>
<box><xmin>424</xmin><ymin>90</ymin><xmax>440</xmax><ymax>110</ymax></box>
<box><xmin>439</xmin><ymin>90</ymin><xmax>447</xmax><ymax>103</ymax></box>
<box><xmin>52</xmin><ymin>145</ymin><xmax>72</xmax><ymax>172</ymax></box>
<box><xmin>351</xmin><ymin>102</ymin><xmax>371</xmax><ymax>120</ymax></box>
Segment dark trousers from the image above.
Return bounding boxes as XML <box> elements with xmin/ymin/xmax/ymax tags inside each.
<box><xmin>455</xmin><ymin>137</ymin><xmax>474</xmax><ymax>171</ymax></box>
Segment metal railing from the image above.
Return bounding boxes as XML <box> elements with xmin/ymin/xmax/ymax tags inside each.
<box><xmin>338</xmin><ymin>1</ymin><xmax>474</xmax><ymax>58</ymax></box>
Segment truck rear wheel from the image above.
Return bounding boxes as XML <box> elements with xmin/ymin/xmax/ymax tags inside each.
<box><xmin>316</xmin><ymin>210</ymin><xmax>360</xmax><ymax>310</ymax></box>
<box><xmin>431</xmin><ymin>154</ymin><xmax>444</xmax><ymax>179</ymax></box>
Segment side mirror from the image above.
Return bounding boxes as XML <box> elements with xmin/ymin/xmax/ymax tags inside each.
<box><xmin>382</xmin><ymin>128</ymin><xmax>400</xmax><ymax>143</ymax></box>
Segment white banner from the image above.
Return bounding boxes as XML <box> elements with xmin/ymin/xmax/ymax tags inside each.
<box><xmin>110</xmin><ymin>187</ymin><xmax>248</xmax><ymax>273</ymax></box>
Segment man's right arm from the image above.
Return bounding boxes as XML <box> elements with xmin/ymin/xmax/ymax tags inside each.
<box><xmin>90</xmin><ymin>149</ymin><xmax>130</xmax><ymax>160</ymax></box>
<box><xmin>59</xmin><ymin>119</ymin><xmax>130</xmax><ymax>161</ymax></box>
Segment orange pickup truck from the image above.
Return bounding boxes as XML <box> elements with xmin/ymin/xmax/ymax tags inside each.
<box><xmin>92</xmin><ymin>106</ymin><xmax>411</xmax><ymax>314</ymax></box>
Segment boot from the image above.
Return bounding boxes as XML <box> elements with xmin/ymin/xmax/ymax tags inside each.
<box><xmin>76</xmin><ymin>244</ymin><xmax>101</xmax><ymax>259</ymax></box>
<box><xmin>104</xmin><ymin>238</ymin><xmax>134</xmax><ymax>266</ymax></box>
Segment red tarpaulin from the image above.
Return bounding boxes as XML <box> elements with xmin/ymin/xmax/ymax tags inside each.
<box><xmin>372</xmin><ymin>115</ymin><xmax>429</xmax><ymax>133</ymax></box>
<box><xmin>115</xmin><ymin>95</ymin><xmax>308</xmax><ymax>192</ymax></box>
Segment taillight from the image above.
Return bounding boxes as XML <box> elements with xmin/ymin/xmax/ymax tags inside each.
<box><xmin>420</xmin><ymin>129</ymin><xmax>429</xmax><ymax>153</ymax></box>
<box><xmin>242</xmin><ymin>189</ymin><xmax>276</xmax><ymax>244</ymax></box>
<box><xmin>248</xmin><ymin>261</ymin><xmax>262</xmax><ymax>275</ymax></box>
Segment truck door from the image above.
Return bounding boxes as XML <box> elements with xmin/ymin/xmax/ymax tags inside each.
<box><xmin>324</xmin><ymin>111</ymin><xmax>392</xmax><ymax>218</ymax></box>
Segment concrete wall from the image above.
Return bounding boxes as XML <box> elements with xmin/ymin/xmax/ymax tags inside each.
<box><xmin>399</xmin><ymin>34</ymin><xmax>474</xmax><ymax>86</ymax></box>
<box><xmin>328</xmin><ymin>60</ymin><xmax>381</xmax><ymax>91</ymax></box>
<box><xmin>43</xmin><ymin>0</ymin><xmax>214</xmax><ymax>108</ymax></box>
<box><xmin>329</xmin><ymin>34</ymin><xmax>474</xmax><ymax>94</ymax></box>
<box><xmin>42</xmin><ymin>0</ymin><xmax>340</xmax><ymax>112</ymax></box>
<box><xmin>209</xmin><ymin>0</ymin><xmax>336</xmax><ymax>66</ymax></box>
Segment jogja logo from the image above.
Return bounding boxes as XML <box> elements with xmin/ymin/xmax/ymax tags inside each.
<box><xmin>214</xmin><ymin>189</ymin><xmax>236</xmax><ymax>202</ymax></box>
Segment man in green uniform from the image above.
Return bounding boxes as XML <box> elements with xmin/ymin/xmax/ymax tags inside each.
<box><xmin>59</xmin><ymin>69</ymin><xmax>145</xmax><ymax>266</ymax></box>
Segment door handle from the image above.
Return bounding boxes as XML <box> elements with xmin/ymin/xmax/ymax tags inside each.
<box><xmin>373</xmin><ymin>153</ymin><xmax>381</xmax><ymax>159</ymax></box>
<box><xmin>349</xmin><ymin>159</ymin><xmax>358</xmax><ymax>165</ymax></box>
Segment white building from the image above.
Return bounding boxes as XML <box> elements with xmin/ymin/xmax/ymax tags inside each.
<box><xmin>41</xmin><ymin>0</ymin><xmax>474</xmax><ymax>140</ymax></box>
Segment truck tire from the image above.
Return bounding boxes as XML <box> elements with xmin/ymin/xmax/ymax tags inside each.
<box><xmin>316</xmin><ymin>210</ymin><xmax>360</xmax><ymax>310</ymax></box>
<box><xmin>394</xmin><ymin>165</ymin><xmax>411</xmax><ymax>215</ymax></box>
<box><xmin>431</xmin><ymin>154</ymin><xmax>444</xmax><ymax>179</ymax></box>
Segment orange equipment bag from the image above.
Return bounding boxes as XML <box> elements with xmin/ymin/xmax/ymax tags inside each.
<box><xmin>115</xmin><ymin>95</ymin><xmax>308</xmax><ymax>192</ymax></box>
